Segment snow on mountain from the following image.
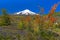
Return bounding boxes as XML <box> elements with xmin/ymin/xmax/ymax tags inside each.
<box><xmin>15</xmin><ymin>9</ymin><xmax>39</xmax><ymax>15</ymax></box>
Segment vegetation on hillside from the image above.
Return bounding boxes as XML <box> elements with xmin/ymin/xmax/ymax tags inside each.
<box><xmin>0</xmin><ymin>3</ymin><xmax>60</xmax><ymax>40</ymax></box>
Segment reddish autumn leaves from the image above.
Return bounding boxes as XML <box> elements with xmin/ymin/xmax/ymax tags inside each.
<box><xmin>48</xmin><ymin>4</ymin><xmax>58</xmax><ymax>18</ymax></box>
<box><xmin>50</xmin><ymin>16</ymin><xmax>56</xmax><ymax>23</ymax></box>
<box><xmin>47</xmin><ymin>3</ymin><xmax>58</xmax><ymax>23</ymax></box>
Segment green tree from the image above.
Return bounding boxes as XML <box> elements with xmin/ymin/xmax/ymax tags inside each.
<box><xmin>1</xmin><ymin>9</ymin><xmax>11</xmax><ymax>26</ymax></box>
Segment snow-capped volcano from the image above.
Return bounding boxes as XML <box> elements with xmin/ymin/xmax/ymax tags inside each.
<box><xmin>15</xmin><ymin>9</ymin><xmax>38</xmax><ymax>15</ymax></box>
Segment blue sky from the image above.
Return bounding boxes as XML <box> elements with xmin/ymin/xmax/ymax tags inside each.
<box><xmin>0</xmin><ymin>0</ymin><xmax>60</xmax><ymax>14</ymax></box>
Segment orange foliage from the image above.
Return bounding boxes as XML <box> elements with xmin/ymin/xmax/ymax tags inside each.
<box><xmin>25</xmin><ymin>16</ymin><xmax>31</xmax><ymax>22</ymax></box>
<box><xmin>50</xmin><ymin>4</ymin><xmax>57</xmax><ymax>14</ymax></box>
<box><xmin>50</xmin><ymin>16</ymin><xmax>56</xmax><ymax>23</ymax></box>
<box><xmin>48</xmin><ymin>4</ymin><xmax>58</xmax><ymax>18</ymax></box>
<box><xmin>46</xmin><ymin>3</ymin><xmax>58</xmax><ymax>23</ymax></box>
